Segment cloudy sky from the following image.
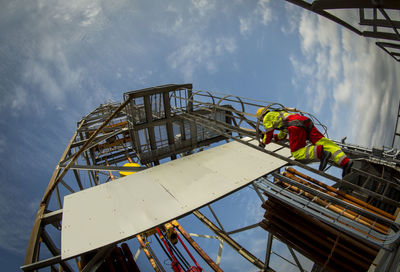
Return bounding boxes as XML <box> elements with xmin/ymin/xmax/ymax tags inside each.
<box><xmin>0</xmin><ymin>0</ymin><xmax>399</xmax><ymax>271</ymax></box>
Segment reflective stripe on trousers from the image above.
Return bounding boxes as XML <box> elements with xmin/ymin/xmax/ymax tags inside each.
<box><xmin>315</xmin><ymin>137</ymin><xmax>347</xmax><ymax>165</ymax></box>
<box><xmin>291</xmin><ymin>137</ymin><xmax>347</xmax><ymax>165</ymax></box>
<box><xmin>291</xmin><ymin>145</ymin><xmax>318</xmax><ymax>160</ymax></box>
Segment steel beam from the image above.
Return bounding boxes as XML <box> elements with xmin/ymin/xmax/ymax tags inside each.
<box><xmin>360</xmin><ymin>18</ymin><xmax>400</xmax><ymax>29</ymax></box>
<box><xmin>46</xmin><ymin>94</ymin><xmax>135</xmax><ymax>204</ymax></box>
<box><xmin>70</xmin><ymin>127</ymin><xmax>128</xmax><ymax>149</ymax></box>
<box><xmin>41</xmin><ymin>230</ymin><xmax>73</xmax><ymax>272</ymax></box>
<box><xmin>55</xmin><ymin>185</ymin><xmax>62</xmax><ymax>209</ymax></box>
<box><xmin>226</xmin><ymin>223</ymin><xmax>260</xmax><ymax>236</ymax></box>
<box><xmin>60</xmin><ymin>179</ymin><xmax>75</xmax><ymax>193</ymax></box>
<box><xmin>144</xmin><ymin>95</ymin><xmax>159</xmax><ymax>165</ymax></box>
<box><xmin>208</xmin><ymin>205</ymin><xmax>225</xmax><ymax>231</ymax></box>
<box><xmin>264</xmin><ymin>232</ymin><xmax>273</xmax><ymax>271</ymax></box>
<box><xmin>285</xmin><ymin>0</ymin><xmax>362</xmax><ymax>35</ymax></box>
<box><xmin>41</xmin><ymin>209</ymin><xmax>63</xmax><ymax>225</ymax></box>
<box><xmin>73</xmin><ymin>169</ymin><xmax>84</xmax><ymax>190</ymax></box>
<box><xmin>172</xmin><ymin>220</ymin><xmax>223</xmax><ymax>272</ymax></box>
<box><xmin>363</xmin><ymin>31</ymin><xmax>400</xmax><ymax>41</ymax></box>
<box><xmin>81</xmin><ymin>246</ymin><xmax>115</xmax><ymax>272</ymax></box>
<box><xmin>163</xmin><ymin>91</ymin><xmax>177</xmax><ymax>160</ymax></box>
<box><xmin>21</xmin><ymin>255</ymin><xmax>66</xmax><ymax>271</ymax></box>
<box><xmin>312</xmin><ymin>0</ymin><xmax>400</xmax><ymax>9</ymax></box>
<box><xmin>125</xmin><ymin>84</ymin><xmax>192</xmax><ymax>99</ymax></box>
<box><xmin>24</xmin><ymin>121</ymin><xmax>83</xmax><ymax>266</ymax></box>
<box><xmin>287</xmin><ymin>246</ymin><xmax>305</xmax><ymax>272</ymax></box>
<box><xmin>58</xmin><ymin>164</ymin><xmax>147</xmax><ymax>172</ymax></box>
<box><xmin>193</xmin><ymin>210</ymin><xmax>265</xmax><ymax>269</ymax></box>
<box><xmin>137</xmin><ymin>234</ymin><xmax>161</xmax><ymax>272</ymax></box>
<box><xmin>392</xmin><ymin>101</ymin><xmax>400</xmax><ymax>147</ymax></box>
<box><xmin>252</xmin><ymin>182</ymin><xmax>265</xmax><ymax>202</ymax></box>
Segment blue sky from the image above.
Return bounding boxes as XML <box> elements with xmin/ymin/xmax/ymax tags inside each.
<box><xmin>0</xmin><ymin>0</ymin><xmax>399</xmax><ymax>271</ymax></box>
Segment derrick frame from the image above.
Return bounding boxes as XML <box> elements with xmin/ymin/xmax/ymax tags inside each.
<box><xmin>23</xmin><ymin>84</ymin><xmax>292</xmax><ymax>271</ymax></box>
<box><xmin>23</xmin><ymin>83</ymin><xmax>400</xmax><ymax>271</ymax></box>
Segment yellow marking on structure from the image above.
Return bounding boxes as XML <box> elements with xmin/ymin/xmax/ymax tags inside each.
<box><xmin>119</xmin><ymin>162</ymin><xmax>141</xmax><ymax>177</ymax></box>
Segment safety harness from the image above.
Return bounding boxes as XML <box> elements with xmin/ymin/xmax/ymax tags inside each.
<box><xmin>277</xmin><ymin>112</ymin><xmax>314</xmax><ymax>136</ymax></box>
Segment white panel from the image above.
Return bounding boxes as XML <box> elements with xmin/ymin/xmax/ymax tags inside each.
<box><xmin>61</xmin><ymin>139</ymin><xmax>288</xmax><ymax>259</ymax></box>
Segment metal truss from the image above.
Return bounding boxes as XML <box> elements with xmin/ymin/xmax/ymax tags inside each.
<box><xmin>23</xmin><ymin>84</ymin><xmax>400</xmax><ymax>271</ymax></box>
<box><xmin>21</xmin><ymin>85</ymin><xmax>278</xmax><ymax>271</ymax></box>
<box><xmin>23</xmin><ymin>84</ymin><xmax>234</xmax><ymax>271</ymax></box>
<box><xmin>286</xmin><ymin>0</ymin><xmax>400</xmax><ymax>62</ymax></box>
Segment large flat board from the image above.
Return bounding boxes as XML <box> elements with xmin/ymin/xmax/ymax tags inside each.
<box><xmin>61</xmin><ymin>139</ymin><xmax>289</xmax><ymax>259</ymax></box>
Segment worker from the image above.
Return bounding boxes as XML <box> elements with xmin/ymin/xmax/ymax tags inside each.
<box><xmin>257</xmin><ymin>107</ymin><xmax>353</xmax><ymax>177</ymax></box>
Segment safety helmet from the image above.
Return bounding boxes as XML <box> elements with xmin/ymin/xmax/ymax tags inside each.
<box><xmin>256</xmin><ymin>107</ymin><xmax>269</xmax><ymax>118</ymax></box>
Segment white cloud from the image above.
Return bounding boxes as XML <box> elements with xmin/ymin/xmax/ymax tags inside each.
<box><xmin>168</xmin><ymin>37</ymin><xmax>213</xmax><ymax>80</ymax></box>
<box><xmin>240</xmin><ymin>17</ymin><xmax>252</xmax><ymax>36</ymax></box>
<box><xmin>167</xmin><ymin>36</ymin><xmax>237</xmax><ymax>80</ymax></box>
<box><xmin>42</xmin><ymin>0</ymin><xmax>103</xmax><ymax>27</ymax></box>
<box><xmin>238</xmin><ymin>0</ymin><xmax>273</xmax><ymax>37</ymax></box>
<box><xmin>216</xmin><ymin>37</ymin><xmax>237</xmax><ymax>55</ymax></box>
<box><xmin>281</xmin><ymin>2</ymin><xmax>301</xmax><ymax>34</ymax></box>
<box><xmin>256</xmin><ymin>0</ymin><xmax>272</xmax><ymax>26</ymax></box>
<box><xmin>190</xmin><ymin>0</ymin><xmax>216</xmax><ymax>17</ymax></box>
<box><xmin>291</xmin><ymin>12</ymin><xmax>341</xmax><ymax>113</ymax></box>
<box><xmin>11</xmin><ymin>86</ymin><xmax>28</xmax><ymax>111</ymax></box>
<box><xmin>289</xmin><ymin>9</ymin><xmax>400</xmax><ymax>147</ymax></box>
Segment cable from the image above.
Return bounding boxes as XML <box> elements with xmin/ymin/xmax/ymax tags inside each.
<box><xmin>174</xmin><ymin>229</ymin><xmax>203</xmax><ymax>270</ymax></box>
<box><xmin>145</xmin><ymin>237</ymin><xmax>167</xmax><ymax>272</ymax></box>
<box><xmin>155</xmin><ymin>228</ymin><xmax>183</xmax><ymax>272</ymax></box>
<box><xmin>154</xmin><ymin>234</ymin><xmax>173</xmax><ymax>262</ymax></box>
<box><xmin>164</xmin><ymin>231</ymin><xmax>190</xmax><ymax>270</ymax></box>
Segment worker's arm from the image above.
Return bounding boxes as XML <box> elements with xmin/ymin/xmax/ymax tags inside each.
<box><xmin>261</xmin><ymin>113</ymin><xmax>276</xmax><ymax>145</ymax></box>
<box><xmin>262</xmin><ymin>129</ymin><xmax>274</xmax><ymax>145</ymax></box>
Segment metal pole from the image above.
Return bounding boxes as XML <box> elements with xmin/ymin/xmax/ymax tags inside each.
<box><xmin>24</xmin><ymin>120</ymin><xmax>84</xmax><ymax>265</ymax></box>
<box><xmin>193</xmin><ymin>210</ymin><xmax>265</xmax><ymax>269</ymax></box>
<box><xmin>44</xmin><ymin>96</ymin><xmax>133</xmax><ymax>204</ymax></box>
<box><xmin>264</xmin><ymin>232</ymin><xmax>273</xmax><ymax>271</ymax></box>
<box><xmin>136</xmin><ymin>235</ymin><xmax>161</xmax><ymax>272</ymax></box>
<box><xmin>287</xmin><ymin>246</ymin><xmax>305</xmax><ymax>272</ymax></box>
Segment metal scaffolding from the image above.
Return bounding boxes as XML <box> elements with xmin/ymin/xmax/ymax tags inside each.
<box><xmin>22</xmin><ymin>83</ymin><xmax>400</xmax><ymax>272</ymax></box>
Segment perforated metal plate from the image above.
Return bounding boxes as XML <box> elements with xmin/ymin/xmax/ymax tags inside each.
<box><xmin>61</xmin><ymin>139</ymin><xmax>289</xmax><ymax>259</ymax></box>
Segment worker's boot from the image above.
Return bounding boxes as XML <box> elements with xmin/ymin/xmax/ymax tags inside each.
<box><xmin>342</xmin><ymin>160</ymin><xmax>353</xmax><ymax>178</ymax></box>
<box><xmin>319</xmin><ymin>147</ymin><xmax>331</xmax><ymax>171</ymax></box>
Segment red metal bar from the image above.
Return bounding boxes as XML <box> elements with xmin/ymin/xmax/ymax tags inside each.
<box><xmin>175</xmin><ymin>231</ymin><xmax>202</xmax><ymax>271</ymax></box>
<box><xmin>156</xmin><ymin>227</ymin><xmax>183</xmax><ymax>272</ymax></box>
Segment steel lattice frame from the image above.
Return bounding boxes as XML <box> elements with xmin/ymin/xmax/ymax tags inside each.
<box><xmin>22</xmin><ymin>84</ymin><xmax>281</xmax><ymax>271</ymax></box>
<box><xmin>23</xmin><ymin>84</ymin><xmax>400</xmax><ymax>271</ymax></box>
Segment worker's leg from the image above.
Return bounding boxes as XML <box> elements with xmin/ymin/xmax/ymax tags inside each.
<box><xmin>291</xmin><ymin>145</ymin><xmax>321</xmax><ymax>160</ymax></box>
<box><xmin>289</xmin><ymin>126</ymin><xmax>321</xmax><ymax>160</ymax></box>
<box><xmin>315</xmin><ymin>137</ymin><xmax>353</xmax><ymax>177</ymax></box>
<box><xmin>307</xmin><ymin>126</ymin><xmax>348</xmax><ymax>166</ymax></box>
<box><xmin>290</xmin><ymin>125</ymin><xmax>330</xmax><ymax>171</ymax></box>
<box><xmin>314</xmin><ymin>137</ymin><xmax>349</xmax><ymax>167</ymax></box>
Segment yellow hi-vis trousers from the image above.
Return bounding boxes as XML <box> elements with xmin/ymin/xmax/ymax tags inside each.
<box><xmin>291</xmin><ymin>137</ymin><xmax>347</xmax><ymax>166</ymax></box>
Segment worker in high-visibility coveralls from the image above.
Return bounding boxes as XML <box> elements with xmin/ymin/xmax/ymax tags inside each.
<box><xmin>257</xmin><ymin>107</ymin><xmax>353</xmax><ymax>177</ymax></box>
